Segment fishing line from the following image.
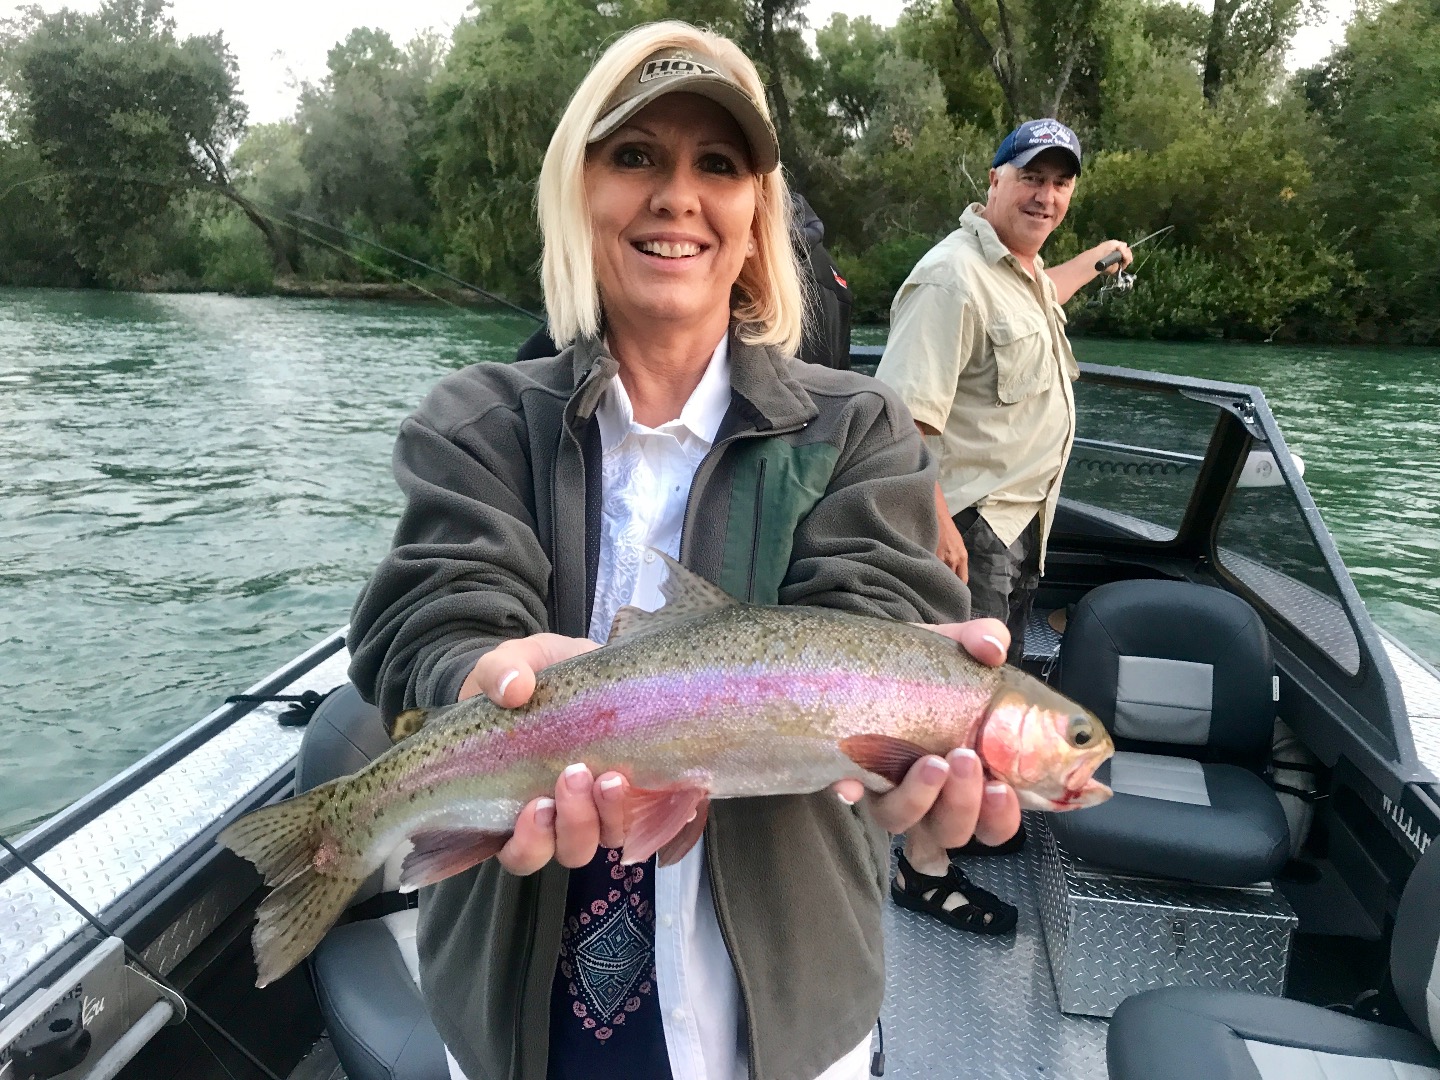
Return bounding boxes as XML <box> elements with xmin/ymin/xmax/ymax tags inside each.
<box><xmin>0</xmin><ymin>831</ymin><xmax>285</xmax><ymax>1080</ymax></box>
<box><xmin>266</xmin><ymin>204</ymin><xmax>543</xmax><ymax>323</ymax></box>
<box><xmin>0</xmin><ymin>167</ymin><xmax>543</xmax><ymax>324</ymax></box>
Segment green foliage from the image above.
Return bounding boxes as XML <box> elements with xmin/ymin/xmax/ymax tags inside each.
<box><xmin>196</xmin><ymin>201</ymin><xmax>274</xmax><ymax>293</ymax></box>
<box><xmin>0</xmin><ymin>135</ymin><xmax>85</xmax><ymax>286</ymax></box>
<box><xmin>13</xmin><ymin>0</ymin><xmax>274</xmax><ymax>284</ymax></box>
<box><xmin>1305</xmin><ymin>0</ymin><xmax>1440</xmax><ymax>342</ymax></box>
<box><xmin>0</xmin><ymin>0</ymin><xmax>1434</xmax><ymax>346</ymax></box>
<box><xmin>297</xmin><ymin>28</ymin><xmax>439</xmax><ymax>231</ymax></box>
<box><xmin>834</xmin><ymin>233</ymin><xmax>938</xmax><ymax>323</ymax></box>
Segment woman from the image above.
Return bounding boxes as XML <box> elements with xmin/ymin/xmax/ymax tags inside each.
<box><xmin>347</xmin><ymin>20</ymin><xmax>1020</xmax><ymax>1080</ymax></box>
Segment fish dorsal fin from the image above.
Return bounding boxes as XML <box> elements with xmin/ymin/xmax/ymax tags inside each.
<box><xmin>605</xmin><ymin>551</ymin><xmax>737</xmax><ymax>645</ymax></box>
<box><xmin>655</xmin><ymin>550</ymin><xmax>736</xmax><ymax>614</ymax></box>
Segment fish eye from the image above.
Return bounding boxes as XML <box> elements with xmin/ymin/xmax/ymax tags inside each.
<box><xmin>1068</xmin><ymin>716</ymin><xmax>1093</xmax><ymax>747</ymax></box>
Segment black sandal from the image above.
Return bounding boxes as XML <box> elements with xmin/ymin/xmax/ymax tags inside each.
<box><xmin>891</xmin><ymin>853</ymin><xmax>1018</xmax><ymax>935</ymax></box>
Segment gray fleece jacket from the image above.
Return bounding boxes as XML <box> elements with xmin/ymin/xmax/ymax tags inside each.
<box><xmin>347</xmin><ymin>333</ymin><xmax>970</xmax><ymax>1080</ymax></box>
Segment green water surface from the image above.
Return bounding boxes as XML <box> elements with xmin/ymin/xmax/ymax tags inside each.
<box><xmin>2</xmin><ymin>289</ymin><xmax>1437</xmax><ymax>832</ymax></box>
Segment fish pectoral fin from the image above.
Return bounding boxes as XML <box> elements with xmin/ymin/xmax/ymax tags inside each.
<box><xmin>839</xmin><ymin>734</ymin><xmax>932</xmax><ymax>787</ymax></box>
<box><xmin>621</xmin><ymin>785</ymin><xmax>710</xmax><ymax>866</ymax></box>
<box><xmin>656</xmin><ymin>795</ymin><xmax>711</xmax><ymax>867</ymax></box>
<box><xmin>398</xmin><ymin>828</ymin><xmax>512</xmax><ymax>891</ymax></box>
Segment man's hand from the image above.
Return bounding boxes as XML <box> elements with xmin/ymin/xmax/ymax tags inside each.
<box><xmin>1045</xmin><ymin>239</ymin><xmax>1136</xmax><ymax>303</ymax></box>
<box><xmin>831</xmin><ymin>619</ymin><xmax>1021</xmax><ymax>851</ymax></box>
<box><xmin>1090</xmin><ymin>238</ymin><xmax>1134</xmax><ymax>276</ymax></box>
<box><xmin>930</xmin><ymin>479</ymin><xmax>967</xmax><ymax>581</ymax></box>
<box><xmin>937</xmin><ymin>512</ymin><xmax>969</xmax><ymax>582</ymax></box>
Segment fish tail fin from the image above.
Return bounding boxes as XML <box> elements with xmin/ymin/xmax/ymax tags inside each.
<box><xmin>249</xmin><ymin>861</ymin><xmax>365</xmax><ymax>987</ymax></box>
<box><xmin>218</xmin><ymin>783</ymin><xmax>364</xmax><ymax>986</ymax></box>
<box><xmin>218</xmin><ymin>783</ymin><xmax>337</xmax><ymax>886</ymax></box>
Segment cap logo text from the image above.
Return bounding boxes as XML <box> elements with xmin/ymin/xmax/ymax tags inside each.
<box><xmin>639</xmin><ymin>58</ymin><xmax>721</xmax><ymax>83</ymax></box>
<box><xmin>1029</xmin><ymin>120</ymin><xmax>1074</xmax><ymax>147</ymax></box>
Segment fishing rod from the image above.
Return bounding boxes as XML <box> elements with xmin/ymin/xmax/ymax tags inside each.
<box><xmin>0</xmin><ymin>166</ymin><xmax>544</xmax><ymax>325</ymax></box>
<box><xmin>264</xmin><ymin>203</ymin><xmax>543</xmax><ymax>324</ymax></box>
<box><xmin>0</xmin><ymin>830</ymin><xmax>285</xmax><ymax>1080</ymax></box>
<box><xmin>1090</xmin><ymin>225</ymin><xmax>1174</xmax><ymax>304</ymax></box>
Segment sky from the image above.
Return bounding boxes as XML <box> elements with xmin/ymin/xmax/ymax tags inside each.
<box><xmin>0</xmin><ymin>0</ymin><xmax>1357</xmax><ymax>126</ymax></box>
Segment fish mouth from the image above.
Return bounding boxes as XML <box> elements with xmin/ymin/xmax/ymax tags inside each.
<box><xmin>1052</xmin><ymin>756</ymin><xmax>1111</xmax><ymax>808</ymax></box>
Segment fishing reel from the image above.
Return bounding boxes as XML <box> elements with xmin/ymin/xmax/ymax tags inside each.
<box><xmin>1105</xmin><ymin>269</ymin><xmax>1136</xmax><ymax>294</ymax></box>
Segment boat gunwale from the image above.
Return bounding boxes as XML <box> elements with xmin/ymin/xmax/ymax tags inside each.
<box><xmin>0</xmin><ymin>628</ymin><xmax>348</xmax><ymax>885</ymax></box>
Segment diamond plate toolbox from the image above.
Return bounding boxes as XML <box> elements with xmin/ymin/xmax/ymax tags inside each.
<box><xmin>1033</xmin><ymin>814</ymin><xmax>1297</xmax><ymax>1017</ymax></box>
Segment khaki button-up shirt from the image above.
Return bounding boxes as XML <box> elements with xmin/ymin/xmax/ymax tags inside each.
<box><xmin>874</xmin><ymin>204</ymin><xmax>1078</xmax><ymax>571</ymax></box>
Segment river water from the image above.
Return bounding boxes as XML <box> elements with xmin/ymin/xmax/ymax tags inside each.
<box><xmin>2</xmin><ymin>288</ymin><xmax>1437</xmax><ymax>833</ymax></box>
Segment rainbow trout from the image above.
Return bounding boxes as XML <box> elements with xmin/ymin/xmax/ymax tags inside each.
<box><xmin>221</xmin><ymin>553</ymin><xmax>1112</xmax><ymax>986</ymax></box>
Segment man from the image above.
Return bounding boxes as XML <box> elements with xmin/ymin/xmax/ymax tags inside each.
<box><xmin>876</xmin><ymin>119</ymin><xmax>1131</xmax><ymax>933</ymax></box>
<box><xmin>876</xmin><ymin>118</ymin><xmax>1131</xmax><ymax>666</ymax></box>
<box><xmin>792</xmin><ymin>191</ymin><xmax>854</xmax><ymax>369</ymax></box>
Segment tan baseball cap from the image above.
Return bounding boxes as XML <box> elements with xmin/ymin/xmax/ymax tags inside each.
<box><xmin>588</xmin><ymin>47</ymin><xmax>781</xmax><ymax>173</ymax></box>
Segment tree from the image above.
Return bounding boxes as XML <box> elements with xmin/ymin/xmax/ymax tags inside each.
<box><xmin>946</xmin><ymin>0</ymin><xmax>1105</xmax><ymax>122</ymax></box>
<box><xmin>297</xmin><ymin>28</ymin><xmax>441</xmax><ymax>233</ymax></box>
<box><xmin>1305</xmin><ymin>0</ymin><xmax>1440</xmax><ymax>340</ymax></box>
<box><xmin>1201</xmin><ymin>0</ymin><xmax>1315</xmax><ymax>104</ymax></box>
<box><xmin>15</xmin><ymin>0</ymin><xmax>290</xmax><ymax>282</ymax></box>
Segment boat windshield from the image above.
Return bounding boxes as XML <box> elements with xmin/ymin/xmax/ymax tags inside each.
<box><xmin>1057</xmin><ymin>372</ymin><xmax>1363</xmax><ymax>679</ymax></box>
<box><xmin>1217</xmin><ymin>476</ymin><xmax>1361</xmax><ymax>676</ymax></box>
<box><xmin>1060</xmin><ymin>378</ymin><xmax>1218</xmax><ymax>542</ymax></box>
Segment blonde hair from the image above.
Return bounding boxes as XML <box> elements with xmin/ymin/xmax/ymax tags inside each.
<box><xmin>537</xmin><ymin>20</ymin><xmax>805</xmax><ymax>356</ymax></box>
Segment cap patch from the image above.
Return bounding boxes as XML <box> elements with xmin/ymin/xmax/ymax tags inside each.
<box><xmin>1028</xmin><ymin>119</ymin><xmax>1075</xmax><ymax>148</ymax></box>
<box><xmin>639</xmin><ymin>57</ymin><xmax>721</xmax><ymax>83</ymax></box>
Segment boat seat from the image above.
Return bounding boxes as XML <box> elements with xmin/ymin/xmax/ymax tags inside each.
<box><xmin>1048</xmin><ymin>579</ymin><xmax>1290</xmax><ymax>886</ymax></box>
<box><xmin>295</xmin><ymin>682</ymin><xmax>449</xmax><ymax>1080</ymax></box>
<box><xmin>1107</xmin><ymin>833</ymin><xmax>1440</xmax><ymax>1079</ymax></box>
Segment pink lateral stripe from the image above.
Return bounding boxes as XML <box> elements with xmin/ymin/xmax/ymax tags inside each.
<box><xmin>400</xmin><ymin>668</ymin><xmax>988</xmax><ymax>794</ymax></box>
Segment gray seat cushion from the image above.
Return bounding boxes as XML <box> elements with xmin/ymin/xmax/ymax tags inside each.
<box><xmin>299</xmin><ymin>683</ymin><xmax>450</xmax><ymax>1080</ymax></box>
<box><xmin>1048</xmin><ymin>754</ymin><xmax>1290</xmax><ymax>886</ymax></box>
<box><xmin>1058</xmin><ymin>579</ymin><xmax>1276</xmax><ymax>766</ymax></box>
<box><xmin>312</xmin><ymin>915</ymin><xmax>449</xmax><ymax>1080</ymax></box>
<box><xmin>1108</xmin><ymin>987</ymin><xmax>1440</xmax><ymax>1080</ymax></box>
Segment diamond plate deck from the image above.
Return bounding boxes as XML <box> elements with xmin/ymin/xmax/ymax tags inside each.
<box><xmin>1382</xmin><ymin>636</ymin><xmax>1440</xmax><ymax>782</ymax></box>
<box><xmin>880</xmin><ymin>823</ymin><xmax>1109</xmax><ymax>1079</ymax></box>
<box><xmin>0</xmin><ymin>646</ymin><xmax>352</xmax><ymax>998</ymax></box>
<box><xmin>1034</xmin><ymin>815</ymin><xmax>1296</xmax><ymax>1018</ymax></box>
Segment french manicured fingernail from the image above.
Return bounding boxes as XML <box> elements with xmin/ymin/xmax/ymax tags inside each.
<box><xmin>563</xmin><ymin>763</ymin><xmax>591</xmax><ymax>792</ymax></box>
<box><xmin>496</xmin><ymin>669</ymin><xmax>519</xmax><ymax>699</ymax></box>
<box><xmin>984</xmin><ymin>782</ymin><xmax>1009</xmax><ymax>799</ymax></box>
<box><xmin>836</xmin><ymin>789</ymin><xmax>859</xmax><ymax>805</ymax></box>
<box><xmin>599</xmin><ymin>775</ymin><xmax>624</xmax><ymax>798</ymax></box>
<box><xmin>534</xmin><ymin>798</ymin><xmax>556</xmax><ymax>827</ymax></box>
<box><xmin>949</xmin><ymin>748</ymin><xmax>979</xmax><ymax>778</ymax></box>
<box><xmin>921</xmin><ymin>756</ymin><xmax>950</xmax><ymax>784</ymax></box>
<box><xmin>982</xmin><ymin>635</ymin><xmax>1006</xmax><ymax>659</ymax></box>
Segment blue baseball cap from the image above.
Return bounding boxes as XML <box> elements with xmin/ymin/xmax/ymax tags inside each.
<box><xmin>992</xmin><ymin>118</ymin><xmax>1082</xmax><ymax>174</ymax></box>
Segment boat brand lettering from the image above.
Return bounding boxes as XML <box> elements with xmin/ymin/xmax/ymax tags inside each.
<box><xmin>639</xmin><ymin>58</ymin><xmax>720</xmax><ymax>83</ymax></box>
<box><xmin>1382</xmin><ymin>794</ymin><xmax>1432</xmax><ymax>854</ymax></box>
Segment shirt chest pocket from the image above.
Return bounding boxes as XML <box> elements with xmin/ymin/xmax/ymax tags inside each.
<box><xmin>987</xmin><ymin>312</ymin><xmax>1054</xmax><ymax>404</ymax></box>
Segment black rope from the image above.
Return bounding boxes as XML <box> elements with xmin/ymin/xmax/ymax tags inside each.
<box><xmin>223</xmin><ymin>688</ymin><xmax>332</xmax><ymax>726</ymax></box>
<box><xmin>871</xmin><ymin>1016</ymin><xmax>885</xmax><ymax>1076</ymax></box>
<box><xmin>0</xmin><ymin>832</ymin><xmax>285</xmax><ymax>1080</ymax></box>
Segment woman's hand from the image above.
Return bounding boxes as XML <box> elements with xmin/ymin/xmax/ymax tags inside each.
<box><xmin>831</xmin><ymin>618</ymin><xmax>1022</xmax><ymax>851</ymax></box>
<box><xmin>459</xmin><ymin>634</ymin><xmax>629</xmax><ymax>874</ymax></box>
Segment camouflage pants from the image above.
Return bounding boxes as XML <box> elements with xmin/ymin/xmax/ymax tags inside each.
<box><xmin>955</xmin><ymin>508</ymin><xmax>1041</xmax><ymax>667</ymax></box>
